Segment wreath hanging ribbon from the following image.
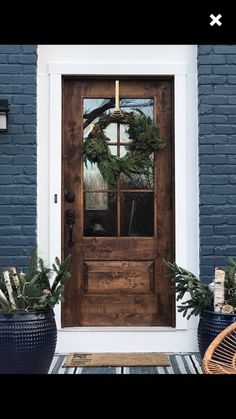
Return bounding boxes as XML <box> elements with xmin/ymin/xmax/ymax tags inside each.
<box><xmin>83</xmin><ymin>111</ymin><xmax>166</xmax><ymax>187</ymax></box>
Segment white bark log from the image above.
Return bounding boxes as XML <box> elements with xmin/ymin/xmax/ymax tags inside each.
<box><xmin>3</xmin><ymin>271</ymin><xmax>16</xmax><ymax>309</ymax></box>
<box><xmin>222</xmin><ymin>304</ymin><xmax>234</xmax><ymax>314</ymax></box>
<box><xmin>0</xmin><ymin>288</ymin><xmax>9</xmax><ymax>305</ymax></box>
<box><xmin>214</xmin><ymin>268</ymin><xmax>225</xmax><ymax>313</ymax></box>
<box><xmin>208</xmin><ymin>281</ymin><xmax>214</xmax><ymax>292</ymax></box>
<box><xmin>9</xmin><ymin>267</ymin><xmax>21</xmax><ymax>296</ymax></box>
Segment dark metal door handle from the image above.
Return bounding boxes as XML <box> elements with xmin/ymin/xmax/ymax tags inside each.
<box><xmin>66</xmin><ymin>209</ymin><xmax>75</xmax><ymax>248</ymax></box>
<box><xmin>68</xmin><ymin>224</ymin><xmax>75</xmax><ymax>248</ymax></box>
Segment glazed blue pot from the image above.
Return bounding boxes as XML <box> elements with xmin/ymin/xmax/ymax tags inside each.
<box><xmin>0</xmin><ymin>309</ymin><xmax>57</xmax><ymax>374</ymax></box>
<box><xmin>197</xmin><ymin>309</ymin><xmax>236</xmax><ymax>359</ymax></box>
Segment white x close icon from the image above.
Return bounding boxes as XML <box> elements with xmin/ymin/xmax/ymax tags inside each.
<box><xmin>210</xmin><ymin>14</ymin><xmax>222</xmax><ymax>26</ymax></box>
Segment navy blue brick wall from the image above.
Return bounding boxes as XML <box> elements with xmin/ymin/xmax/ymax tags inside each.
<box><xmin>0</xmin><ymin>45</ymin><xmax>37</xmax><ymax>270</ymax></box>
<box><xmin>198</xmin><ymin>45</ymin><xmax>236</xmax><ymax>282</ymax></box>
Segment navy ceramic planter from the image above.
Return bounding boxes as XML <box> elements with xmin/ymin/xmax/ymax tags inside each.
<box><xmin>197</xmin><ymin>309</ymin><xmax>236</xmax><ymax>359</ymax></box>
<box><xmin>0</xmin><ymin>309</ymin><xmax>57</xmax><ymax>374</ymax></box>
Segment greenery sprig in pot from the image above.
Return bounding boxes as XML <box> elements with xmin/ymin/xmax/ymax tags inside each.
<box><xmin>165</xmin><ymin>259</ymin><xmax>236</xmax><ymax>358</ymax></box>
<box><xmin>0</xmin><ymin>250</ymin><xmax>71</xmax><ymax>374</ymax></box>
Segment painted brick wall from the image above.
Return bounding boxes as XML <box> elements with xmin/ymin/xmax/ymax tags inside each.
<box><xmin>0</xmin><ymin>45</ymin><xmax>37</xmax><ymax>270</ymax></box>
<box><xmin>198</xmin><ymin>45</ymin><xmax>236</xmax><ymax>282</ymax></box>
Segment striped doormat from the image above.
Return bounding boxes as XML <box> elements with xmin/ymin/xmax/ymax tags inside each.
<box><xmin>49</xmin><ymin>353</ymin><xmax>202</xmax><ymax>374</ymax></box>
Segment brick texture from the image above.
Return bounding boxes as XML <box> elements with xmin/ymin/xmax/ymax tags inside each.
<box><xmin>0</xmin><ymin>45</ymin><xmax>37</xmax><ymax>270</ymax></box>
<box><xmin>198</xmin><ymin>45</ymin><xmax>236</xmax><ymax>282</ymax></box>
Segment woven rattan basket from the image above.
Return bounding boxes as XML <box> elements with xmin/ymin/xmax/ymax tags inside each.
<box><xmin>202</xmin><ymin>322</ymin><xmax>236</xmax><ymax>374</ymax></box>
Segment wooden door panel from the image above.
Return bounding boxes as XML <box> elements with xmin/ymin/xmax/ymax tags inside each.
<box><xmin>83</xmin><ymin>238</ymin><xmax>157</xmax><ymax>259</ymax></box>
<box><xmin>84</xmin><ymin>261</ymin><xmax>154</xmax><ymax>294</ymax></box>
<box><xmin>80</xmin><ymin>295</ymin><xmax>160</xmax><ymax>326</ymax></box>
<box><xmin>62</xmin><ymin>78</ymin><xmax>175</xmax><ymax>327</ymax></box>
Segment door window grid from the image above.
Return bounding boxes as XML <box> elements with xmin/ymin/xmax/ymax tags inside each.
<box><xmin>83</xmin><ymin>98</ymin><xmax>155</xmax><ymax>237</ymax></box>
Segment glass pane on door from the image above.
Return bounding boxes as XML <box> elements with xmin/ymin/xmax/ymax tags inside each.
<box><xmin>84</xmin><ymin>192</ymin><xmax>117</xmax><ymax>237</ymax></box>
<box><xmin>83</xmin><ymin>97</ymin><xmax>155</xmax><ymax>237</ymax></box>
<box><xmin>120</xmin><ymin>192</ymin><xmax>154</xmax><ymax>237</ymax></box>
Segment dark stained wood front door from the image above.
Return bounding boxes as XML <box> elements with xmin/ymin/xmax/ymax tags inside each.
<box><xmin>62</xmin><ymin>78</ymin><xmax>175</xmax><ymax>327</ymax></box>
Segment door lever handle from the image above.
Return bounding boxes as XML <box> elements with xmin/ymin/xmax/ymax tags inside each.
<box><xmin>68</xmin><ymin>224</ymin><xmax>75</xmax><ymax>248</ymax></box>
<box><xmin>66</xmin><ymin>209</ymin><xmax>75</xmax><ymax>248</ymax></box>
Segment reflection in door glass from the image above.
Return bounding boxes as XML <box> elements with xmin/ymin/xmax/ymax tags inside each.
<box><xmin>83</xmin><ymin>98</ymin><xmax>153</xmax><ymax>137</ymax></box>
<box><xmin>108</xmin><ymin>145</ymin><xmax>117</xmax><ymax>156</ymax></box>
<box><xmin>84</xmin><ymin>161</ymin><xmax>108</xmax><ymax>190</ymax></box>
<box><xmin>120</xmin><ymin>171</ymin><xmax>154</xmax><ymax>190</ymax></box>
<box><xmin>120</xmin><ymin>98</ymin><xmax>153</xmax><ymax>118</ymax></box>
<box><xmin>120</xmin><ymin>192</ymin><xmax>154</xmax><ymax>237</ymax></box>
<box><xmin>84</xmin><ymin>192</ymin><xmax>117</xmax><ymax>237</ymax></box>
<box><xmin>120</xmin><ymin>146</ymin><xmax>154</xmax><ymax>189</ymax></box>
<box><xmin>104</xmin><ymin>124</ymin><xmax>117</xmax><ymax>141</ymax></box>
<box><xmin>120</xmin><ymin>124</ymin><xmax>129</xmax><ymax>142</ymax></box>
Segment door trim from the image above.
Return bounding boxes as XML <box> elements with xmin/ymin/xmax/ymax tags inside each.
<box><xmin>38</xmin><ymin>59</ymin><xmax>199</xmax><ymax>333</ymax></box>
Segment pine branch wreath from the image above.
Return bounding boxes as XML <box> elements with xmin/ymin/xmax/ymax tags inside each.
<box><xmin>83</xmin><ymin>111</ymin><xmax>166</xmax><ymax>187</ymax></box>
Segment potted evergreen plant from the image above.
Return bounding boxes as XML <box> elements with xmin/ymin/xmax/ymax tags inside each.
<box><xmin>165</xmin><ymin>259</ymin><xmax>236</xmax><ymax>358</ymax></box>
<box><xmin>0</xmin><ymin>250</ymin><xmax>71</xmax><ymax>374</ymax></box>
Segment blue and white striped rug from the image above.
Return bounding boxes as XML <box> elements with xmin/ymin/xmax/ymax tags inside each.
<box><xmin>49</xmin><ymin>354</ymin><xmax>202</xmax><ymax>374</ymax></box>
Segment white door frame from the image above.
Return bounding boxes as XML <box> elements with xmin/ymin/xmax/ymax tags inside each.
<box><xmin>37</xmin><ymin>57</ymin><xmax>199</xmax><ymax>352</ymax></box>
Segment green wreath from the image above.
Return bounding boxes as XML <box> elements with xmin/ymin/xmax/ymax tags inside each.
<box><xmin>83</xmin><ymin>111</ymin><xmax>166</xmax><ymax>187</ymax></box>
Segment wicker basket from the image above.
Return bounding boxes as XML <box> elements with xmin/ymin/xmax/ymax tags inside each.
<box><xmin>203</xmin><ymin>322</ymin><xmax>236</xmax><ymax>374</ymax></box>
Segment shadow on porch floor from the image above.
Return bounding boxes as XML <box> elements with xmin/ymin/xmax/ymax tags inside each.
<box><xmin>49</xmin><ymin>353</ymin><xmax>202</xmax><ymax>374</ymax></box>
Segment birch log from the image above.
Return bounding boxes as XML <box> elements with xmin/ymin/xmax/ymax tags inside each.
<box><xmin>9</xmin><ymin>267</ymin><xmax>21</xmax><ymax>296</ymax></box>
<box><xmin>3</xmin><ymin>271</ymin><xmax>16</xmax><ymax>309</ymax></box>
<box><xmin>0</xmin><ymin>288</ymin><xmax>10</xmax><ymax>308</ymax></box>
<box><xmin>214</xmin><ymin>268</ymin><xmax>225</xmax><ymax>313</ymax></box>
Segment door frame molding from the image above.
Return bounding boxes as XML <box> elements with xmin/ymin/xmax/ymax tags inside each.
<box><xmin>38</xmin><ymin>60</ymin><xmax>199</xmax><ymax>333</ymax></box>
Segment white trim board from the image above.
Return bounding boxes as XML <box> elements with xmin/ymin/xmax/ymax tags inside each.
<box><xmin>37</xmin><ymin>45</ymin><xmax>199</xmax><ymax>352</ymax></box>
<box><xmin>48</xmin><ymin>62</ymin><xmax>187</xmax><ymax>75</ymax></box>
